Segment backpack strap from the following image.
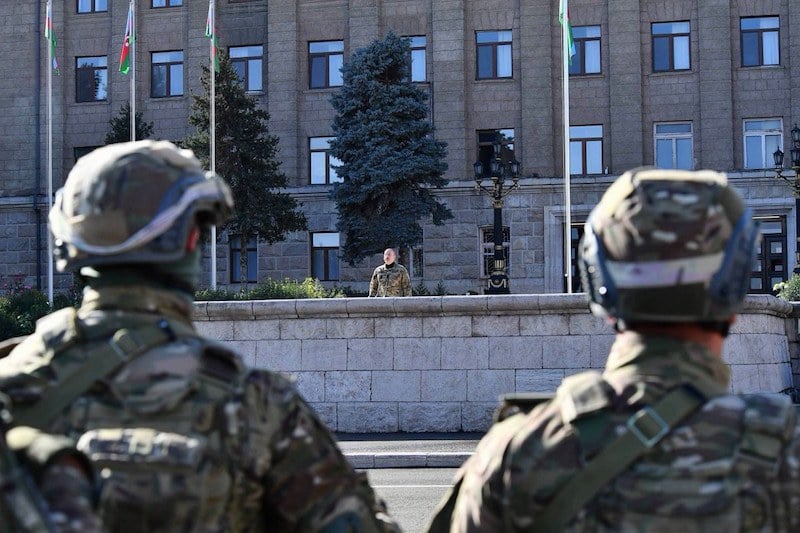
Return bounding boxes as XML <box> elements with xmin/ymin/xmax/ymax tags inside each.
<box><xmin>12</xmin><ymin>316</ymin><xmax>193</xmax><ymax>429</ymax></box>
<box><xmin>531</xmin><ymin>384</ymin><xmax>706</xmax><ymax>532</ymax></box>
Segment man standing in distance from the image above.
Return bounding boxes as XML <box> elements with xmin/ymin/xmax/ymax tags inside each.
<box><xmin>369</xmin><ymin>248</ymin><xmax>412</xmax><ymax>297</ymax></box>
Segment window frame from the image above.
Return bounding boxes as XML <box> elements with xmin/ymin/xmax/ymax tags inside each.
<box><xmin>309</xmin><ymin>137</ymin><xmax>342</xmax><ymax>185</ymax></box>
<box><xmin>310</xmin><ymin>232</ymin><xmax>340</xmax><ymax>281</ymax></box>
<box><xmin>308</xmin><ymin>40</ymin><xmax>344</xmax><ymax>89</ymax></box>
<box><xmin>750</xmin><ymin>215</ymin><xmax>786</xmax><ymax>294</ymax></box>
<box><xmin>570</xmin><ymin>25</ymin><xmax>601</xmax><ymax>76</ymax></box>
<box><xmin>75</xmin><ymin>55</ymin><xmax>108</xmax><ymax>103</ymax></box>
<box><xmin>229</xmin><ymin>45</ymin><xmax>263</xmax><ymax>92</ymax></box>
<box><xmin>150</xmin><ymin>50</ymin><xmax>184</xmax><ymax>98</ymax></box>
<box><xmin>475</xmin><ymin>30</ymin><xmax>513</xmax><ymax>80</ymax></box>
<box><xmin>743</xmin><ymin>118</ymin><xmax>783</xmax><ymax>169</ymax></box>
<box><xmin>480</xmin><ymin>225</ymin><xmax>510</xmax><ymax>278</ymax></box>
<box><xmin>229</xmin><ymin>235</ymin><xmax>258</xmax><ymax>284</ymax></box>
<box><xmin>654</xmin><ymin>122</ymin><xmax>694</xmax><ymax>170</ymax></box>
<box><xmin>408</xmin><ymin>36</ymin><xmax>427</xmax><ymax>82</ymax></box>
<box><xmin>651</xmin><ymin>21</ymin><xmax>691</xmax><ymax>73</ymax></box>
<box><xmin>566</xmin><ymin>222</ymin><xmax>585</xmax><ymax>293</ymax></box>
<box><xmin>151</xmin><ymin>0</ymin><xmax>182</xmax><ymax>7</ymax></box>
<box><xmin>77</xmin><ymin>0</ymin><xmax>108</xmax><ymax>14</ymax></box>
<box><xmin>569</xmin><ymin>125</ymin><xmax>604</xmax><ymax>176</ymax></box>
<box><xmin>740</xmin><ymin>16</ymin><xmax>780</xmax><ymax>67</ymax></box>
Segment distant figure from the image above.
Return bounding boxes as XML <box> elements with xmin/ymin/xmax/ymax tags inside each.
<box><xmin>369</xmin><ymin>248</ymin><xmax>412</xmax><ymax>297</ymax></box>
<box><xmin>428</xmin><ymin>168</ymin><xmax>800</xmax><ymax>532</ymax></box>
<box><xmin>0</xmin><ymin>140</ymin><xmax>399</xmax><ymax>532</ymax></box>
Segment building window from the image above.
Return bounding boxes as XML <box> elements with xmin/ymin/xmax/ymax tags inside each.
<box><xmin>409</xmin><ymin>246</ymin><xmax>424</xmax><ymax>278</ymax></box>
<box><xmin>76</xmin><ymin>56</ymin><xmax>108</xmax><ymax>103</ymax></box>
<box><xmin>229</xmin><ymin>235</ymin><xmax>257</xmax><ymax>284</ymax></box>
<box><xmin>311</xmin><ymin>232</ymin><xmax>340</xmax><ymax>281</ymax></box>
<box><xmin>567</xmin><ymin>222</ymin><xmax>585</xmax><ymax>293</ymax></box>
<box><xmin>152</xmin><ymin>0</ymin><xmax>181</xmax><ymax>7</ymax></box>
<box><xmin>309</xmin><ymin>137</ymin><xmax>342</xmax><ymax>184</ymax></box>
<box><xmin>652</xmin><ymin>21</ymin><xmax>690</xmax><ymax>72</ymax></box>
<box><xmin>744</xmin><ymin>118</ymin><xmax>782</xmax><ymax>169</ymax></box>
<box><xmin>230</xmin><ymin>45</ymin><xmax>263</xmax><ymax>92</ymax></box>
<box><xmin>309</xmin><ymin>41</ymin><xmax>344</xmax><ymax>89</ymax></box>
<box><xmin>654</xmin><ymin>122</ymin><xmax>693</xmax><ymax>169</ymax></box>
<box><xmin>477</xmin><ymin>129</ymin><xmax>515</xmax><ymax>175</ymax></box>
<box><xmin>751</xmin><ymin>216</ymin><xmax>786</xmax><ymax>294</ymax></box>
<box><xmin>741</xmin><ymin>17</ymin><xmax>779</xmax><ymax>67</ymax></box>
<box><xmin>409</xmin><ymin>36</ymin><xmax>426</xmax><ymax>82</ymax></box>
<box><xmin>151</xmin><ymin>51</ymin><xmax>183</xmax><ymax>97</ymax></box>
<box><xmin>569</xmin><ymin>125</ymin><xmax>603</xmax><ymax>175</ymax></box>
<box><xmin>570</xmin><ymin>26</ymin><xmax>601</xmax><ymax>75</ymax></box>
<box><xmin>73</xmin><ymin>146</ymin><xmax>99</xmax><ymax>163</ymax></box>
<box><xmin>480</xmin><ymin>226</ymin><xmax>510</xmax><ymax>278</ymax></box>
<box><xmin>476</xmin><ymin>30</ymin><xmax>512</xmax><ymax>80</ymax></box>
<box><xmin>77</xmin><ymin>0</ymin><xmax>107</xmax><ymax>13</ymax></box>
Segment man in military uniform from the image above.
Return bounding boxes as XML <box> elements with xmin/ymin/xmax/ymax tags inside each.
<box><xmin>0</xmin><ymin>141</ymin><xmax>398</xmax><ymax>532</ymax></box>
<box><xmin>428</xmin><ymin>168</ymin><xmax>800</xmax><ymax>532</ymax></box>
<box><xmin>369</xmin><ymin>248</ymin><xmax>412</xmax><ymax>297</ymax></box>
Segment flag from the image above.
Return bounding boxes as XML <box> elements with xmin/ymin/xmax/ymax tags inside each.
<box><xmin>205</xmin><ymin>1</ymin><xmax>220</xmax><ymax>73</ymax></box>
<box><xmin>119</xmin><ymin>1</ymin><xmax>134</xmax><ymax>74</ymax></box>
<box><xmin>44</xmin><ymin>0</ymin><xmax>58</xmax><ymax>72</ymax></box>
<box><xmin>559</xmin><ymin>0</ymin><xmax>576</xmax><ymax>63</ymax></box>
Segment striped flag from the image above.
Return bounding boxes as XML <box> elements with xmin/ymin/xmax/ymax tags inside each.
<box><xmin>559</xmin><ymin>0</ymin><xmax>576</xmax><ymax>63</ymax></box>
<box><xmin>119</xmin><ymin>1</ymin><xmax>134</xmax><ymax>74</ymax></box>
<box><xmin>205</xmin><ymin>1</ymin><xmax>220</xmax><ymax>73</ymax></box>
<box><xmin>44</xmin><ymin>0</ymin><xmax>58</xmax><ymax>72</ymax></box>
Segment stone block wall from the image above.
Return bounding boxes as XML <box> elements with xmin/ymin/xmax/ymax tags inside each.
<box><xmin>193</xmin><ymin>294</ymin><xmax>796</xmax><ymax>433</ymax></box>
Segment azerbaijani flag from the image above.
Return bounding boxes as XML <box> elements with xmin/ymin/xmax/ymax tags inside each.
<box><xmin>559</xmin><ymin>0</ymin><xmax>576</xmax><ymax>63</ymax></box>
<box><xmin>44</xmin><ymin>0</ymin><xmax>58</xmax><ymax>72</ymax></box>
<box><xmin>119</xmin><ymin>1</ymin><xmax>134</xmax><ymax>74</ymax></box>
<box><xmin>205</xmin><ymin>1</ymin><xmax>220</xmax><ymax>73</ymax></box>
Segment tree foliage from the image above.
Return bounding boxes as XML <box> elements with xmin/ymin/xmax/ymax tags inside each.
<box><xmin>184</xmin><ymin>52</ymin><xmax>307</xmax><ymax>282</ymax></box>
<box><xmin>105</xmin><ymin>102</ymin><xmax>154</xmax><ymax>144</ymax></box>
<box><xmin>330</xmin><ymin>32</ymin><xmax>451</xmax><ymax>265</ymax></box>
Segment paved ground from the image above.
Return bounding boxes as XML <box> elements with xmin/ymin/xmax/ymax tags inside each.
<box><xmin>336</xmin><ymin>432</ymin><xmax>483</xmax><ymax>468</ymax></box>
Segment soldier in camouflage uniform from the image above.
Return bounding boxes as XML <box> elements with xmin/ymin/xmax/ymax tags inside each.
<box><xmin>0</xmin><ymin>141</ymin><xmax>399</xmax><ymax>532</ymax></box>
<box><xmin>428</xmin><ymin>168</ymin><xmax>800</xmax><ymax>532</ymax></box>
<box><xmin>369</xmin><ymin>248</ymin><xmax>412</xmax><ymax>297</ymax></box>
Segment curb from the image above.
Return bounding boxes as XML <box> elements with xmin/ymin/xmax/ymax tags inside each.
<box><xmin>346</xmin><ymin>452</ymin><xmax>472</xmax><ymax>469</ymax></box>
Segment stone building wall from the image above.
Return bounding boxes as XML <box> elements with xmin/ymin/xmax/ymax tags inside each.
<box><xmin>193</xmin><ymin>294</ymin><xmax>795</xmax><ymax>432</ymax></box>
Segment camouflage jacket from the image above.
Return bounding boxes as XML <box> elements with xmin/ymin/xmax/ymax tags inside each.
<box><xmin>0</xmin><ymin>286</ymin><xmax>399</xmax><ymax>533</ymax></box>
<box><xmin>428</xmin><ymin>331</ymin><xmax>800</xmax><ymax>532</ymax></box>
<box><xmin>369</xmin><ymin>263</ymin><xmax>412</xmax><ymax>297</ymax></box>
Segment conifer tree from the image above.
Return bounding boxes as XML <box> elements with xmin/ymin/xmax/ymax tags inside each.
<box><xmin>104</xmin><ymin>102</ymin><xmax>154</xmax><ymax>144</ymax></box>
<box><xmin>184</xmin><ymin>53</ymin><xmax>307</xmax><ymax>284</ymax></box>
<box><xmin>330</xmin><ymin>32</ymin><xmax>451</xmax><ymax>265</ymax></box>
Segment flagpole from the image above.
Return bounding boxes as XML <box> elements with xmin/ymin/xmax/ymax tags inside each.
<box><xmin>209</xmin><ymin>0</ymin><xmax>217</xmax><ymax>289</ymax></box>
<box><xmin>130</xmin><ymin>0</ymin><xmax>135</xmax><ymax>142</ymax></box>
<box><xmin>561</xmin><ymin>0</ymin><xmax>573</xmax><ymax>294</ymax></box>
<box><xmin>46</xmin><ymin>0</ymin><xmax>54</xmax><ymax>304</ymax></box>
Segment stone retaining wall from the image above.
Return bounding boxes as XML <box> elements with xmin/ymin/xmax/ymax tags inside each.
<box><xmin>193</xmin><ymin>294</ymin><xmax>796</xmax><ymax>433</ymax></box>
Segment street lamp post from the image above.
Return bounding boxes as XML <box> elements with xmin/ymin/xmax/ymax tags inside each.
<box><xmin>773</xmin><ymin>123</ymin><xmax>800</xmax><ymax>275</ymax></box>
<box><xmin>474</xmin><ymin>138</ymin><xmax>520</xmax><ymax>294</ymax></box>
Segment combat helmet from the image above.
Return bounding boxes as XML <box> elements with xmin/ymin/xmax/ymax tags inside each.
<box><xmin>49</xmin><ymin>140</ymin><xmax>233</xmax><ymax>273</ymax></box>
<box><xmin>578</xmin><ymin>168</ymin><xmax>760</xmax><ymax>325</ymax></box>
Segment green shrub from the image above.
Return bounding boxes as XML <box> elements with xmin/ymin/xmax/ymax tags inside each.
<box><xmin>774</xmin><ymin>274</ymin><xmax>800</xmax><ymax>301</ymax></box>
<box><xmin>412</xmin><ymin>280</ymin><xmax>430</xmax><ymax>296</ymax></box>
<box><xmin>195</xmin><ymin>278</ymin><xmax>345</xmax><ymax>301</ymax></box>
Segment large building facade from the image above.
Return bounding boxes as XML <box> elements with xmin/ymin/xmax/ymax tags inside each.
<box><xmin>1</xmin><ymin>0</ymin><xmax>797</xmax><ymax>295</ymax></box>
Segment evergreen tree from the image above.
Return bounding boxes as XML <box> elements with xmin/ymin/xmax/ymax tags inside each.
<box><xmin>104</xmin><ymin>102</ymin><xmax>154</xmax><ymax>144</ymax></box>
<box><xmin>330</xmin><ymin>32</ymin><xmax>451</xmax><ymax>265</ymax></box>
<box><xmin>184</xmin><ymin>53</ymin><xmax>307</xmax><ymax>284</ymax></box>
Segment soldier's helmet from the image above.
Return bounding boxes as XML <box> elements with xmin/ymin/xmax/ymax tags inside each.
<box><xmin>578</xmin><ymin>168</ymin><xmax>760</xmax><ymax>324</ymax></box>
<box><xmin>49</xmin><ymin>140</ymin><xmax>233</xmax><ymax>272</ymax></box>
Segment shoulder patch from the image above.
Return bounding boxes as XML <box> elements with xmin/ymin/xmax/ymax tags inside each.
<box><xmin>556</xmin><ymin>371</ymin><xmax>613</xmax><ymax>424</ymax></box>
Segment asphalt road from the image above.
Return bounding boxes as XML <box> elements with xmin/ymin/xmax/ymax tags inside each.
<box><xmin>364</xmin><ymin>468</ymin><xmax>458</xmax><ymax>533</ymax></box>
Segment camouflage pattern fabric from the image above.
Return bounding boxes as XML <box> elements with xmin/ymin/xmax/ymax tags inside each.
<box><xmin>369</xmin><ymin>263</ymin><xmax>412</xmax><ymax>297</ymax></box>
<box><xmin>427</xmin><ymin>332</ymin><xmax>800</xmax><ymax>532</ymax></box>
<box><xmin>0</xmin><ymin>286</ymin><xmax>399</xmax><ymax>533</ymax></box>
